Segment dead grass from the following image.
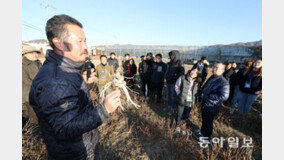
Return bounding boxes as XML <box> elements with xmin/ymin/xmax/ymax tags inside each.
<box><xmin>23</xmin><ymin>56</ymin><xmax>262</xmax><ymax>160</ymax></box>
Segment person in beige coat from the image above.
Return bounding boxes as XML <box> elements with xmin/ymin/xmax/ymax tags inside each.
<box><xmin>22</xmin><ymin>45</ymin><xmax>42</xmax><ymax>124</ymax></box>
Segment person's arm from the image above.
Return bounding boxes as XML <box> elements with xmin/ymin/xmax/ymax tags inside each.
<box><xmin>22</xmin><ymin>69</ymin><xmax>32</xmax><ymax>103</ymax></box>
<box><xmin>175</xmin><ymin>76</ymin><xmax>182</xmax><ymax>95</ymax></box>
<box><xmin>37</xmin><ymin>79</ymin><xmax>111</xmax><ymax>140</ymax></box>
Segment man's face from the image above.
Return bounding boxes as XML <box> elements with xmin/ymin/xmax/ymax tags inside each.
<box><xmin>146</xmin><ymin>55</ymin><xmax>151</xmax><ymax>60</ymax></box>
<box><xmin>24</xmin><ymin>52</ymin><xmax>39</xmax><ymax>61</ymax></box>
<box><xmin>155</xmin><ymin>56</ymin><xmax>162</xmax><ymax>63</ymax></box>
<box><xmin>111</xmin><ymin>54</ymin><xmax>115</xmax><ymax>59</ymax></box>
<box><xmin>125</xmin><ymin>55</ymin><xmax>129</xmax><ymax>60</ymax></box>
<box><xmin>101</xmin><ymin>57</ymin><xmax>107</xmax><ymax>65</ymax></box>
<box><xmin>59</xmin><ymin>24</ymin><xmax>88</xmax><ymax>62</ymax></box>
<box><xmin>141</xmin><ymin>57</ymin><xmax>144</xmax><ymax>61</ymax></box>
<box><xmin>212</xmin><ymin>63</ymin><xmax>225</xmax><ymax>76</ymax></box>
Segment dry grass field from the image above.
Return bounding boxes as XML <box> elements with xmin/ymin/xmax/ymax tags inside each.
<box><xmin>23</xmin><ymin>55</ymin><xmax>262</xmax><ymax>160</ymax></box>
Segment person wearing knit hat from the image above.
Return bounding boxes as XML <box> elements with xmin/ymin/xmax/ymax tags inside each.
<box><xmin>22</xmin><ymin>45</ymin><xmax>42</xmax><ymax>124</ymax></box>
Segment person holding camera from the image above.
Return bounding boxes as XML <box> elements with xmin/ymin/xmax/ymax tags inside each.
<box><xmin>29</xmin><ymin>15</ymin><xmax>121</xmax><ymax>160</ymax></box>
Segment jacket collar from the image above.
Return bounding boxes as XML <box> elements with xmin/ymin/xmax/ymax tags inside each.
<box><xmin>45</xmin><ymin>49</ymin><xmax>84</xmax><ymax>71</ymax></box>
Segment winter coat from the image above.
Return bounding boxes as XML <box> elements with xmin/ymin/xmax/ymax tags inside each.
<box><xmin>107</xmin><ymin>57</ymin><xmax>119</xmax><ymax>73</ymax></box>
<box><xmin>22</xmin><ymin>56</ymin><xmax>42</xmax><ymax>103</ymax></box>
<box><xmin>95</xmin><ymin>63</ymin><xmax>114</xmax><ymax>85</ymax></box>
<box><xmin>124</xmin><ymin>63</ymin><xmax>137</xmax><ymax>86</ymax></box>
<box><xmin>200</xmin><ymin>75</ymin><xmax>230</xmax><ymax>109</ymax></box>
<box><xmin>165</xmin><ymin>50</ymin><xmax>185</xmax><ymax>84</ymax></box>
<box><xmin>238</xmin><ymin>70</ymin><xmax>262</xmax><ymax>94</ymax></box>
<box><xmin>139</xmin><ymin>59</ymin><xmax>154</xmax><ymax>81</ymax></box>
<box><xmin>29</xmin><ymin>50</ymin><xmax>111</xmax><ymax>160</ymax></box>
<box><xmin>175</xmin><ymin>75</ymin><xmax>200</xmax><ymax>107</ymax></box>
<box><xmin>151</xmin><ymin>61</ymin><xmax>167</xmax><ymax>83</ymax></box>
<box><xmin>223</xmin><ymin>68</ymin><xmax>236</xmax><ymax>83</ymax></box>
<box><xmin>122</xmin><ymin>60</ymin><xmax>130</xmax><ymax>74</ymax></box>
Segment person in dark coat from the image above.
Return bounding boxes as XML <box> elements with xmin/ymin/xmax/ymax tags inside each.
<box><xmin>150</xmin><ymin>53</ymin><xmax>167</xmax><ymax>104</ymax></box>
<box><xmin>29</xmin><ymin>14</ymin><xmax>121</xmax><ymax>160</ymax></box>
<box><xmin>124</xmin><ymin>58</ymin><xmax>137</xmax><ymax>88</ymax></box>
<box><xmin>195</xmin><ymin>62</ymin><xmax>229</xmax><ymax>140</ymax></box>
<box><xmin>139</xmin><ymin>52</ymin><xmax>154</xmax><ymax>101</ymax></box>
<box><xmin>122</xmin><ymin>53</ymin><xmax>130</xmax><ymax>74</ymax></box>
<box><xmin>107</xmin><ymin>52</ymin><xmax>119</xmax><ymax>73</ymax></box>
<box><xmin>192</xmin><ymin>56</ymin><xmax>209</xmax><ymax>85</ymax></box>
<box><xmin>229</xmin><ymin>60</ymin><xmax>253</xmax><ymax>114</ymax></box>
<box><xmin>236</xmin><ymin>59</ymin><xmax>262</xmax><ymax>120</ymax></box>
<box><xmin>223</xmin><ymin>62</ymin><xmax>237</xmax><ymax>105</ymax></box>
<box><xmin>165</xmin><ymin>50</ymin><xmax>185</xmax><ymax>115</ymax></box>
<box><xmin>22</xmin><ymin>45</ymin><xmax>42</xmax><ymax>124</ymax></box>
<box><xmin>175</xmin><ymin>68</ymin><xmax>201</xmax><ymax>132</ymax></box>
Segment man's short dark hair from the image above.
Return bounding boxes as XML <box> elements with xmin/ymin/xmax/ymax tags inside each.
<box><xmin>125</xmin><ymin>53</ymin><xmax>130</xmax><ymax>57</ymax></box>
<box><xmin>100</xmin><ymin>55</ymin><xmax>107</xmax><ymax>59</ymax></box>
<box><xmin>155</xmin><ymin>53</ymin><xmax>162</xmax><ymax>58</ymax></box>
<box><xmin>201</xmin><ymin>56</ymin><xmax>207</xmax><ymax>61</ymax></box>
<box><xmin>110</xmin><ymin>52</ymin><xmax>116</xmax><ymax>56</ymax></box>
<box><xmin>140</xmin><ymin>55</ymin><xmax>145</xmax><ymax>58</ymax></box>
<box><xmin>146</xmin><ymin>52</ymin><xmax>153</xmax><ymax>57</ymax></box>
<box><xmin>46</xmin><ymin>14</ymin><xmax>83</xmax><ymax>49</ymax></box>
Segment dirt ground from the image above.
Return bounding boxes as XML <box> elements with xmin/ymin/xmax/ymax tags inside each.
<box><xmin>23</xmin><ymin>55</ymin><xmax>262</xmax><ymax>160</ymax></box>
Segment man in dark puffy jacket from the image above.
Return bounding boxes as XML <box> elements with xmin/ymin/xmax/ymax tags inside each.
<box><xmin>107</xmin><ymin>52</ymin><xmax>119</xmax><ymax>73</ymax></box>
<box><xmin>150</xmin><ymin>53</ymin><xmax>167</xmax><ymax>104</ymax></box>
<box><xmin>139</xmin><ymin>52</ymin><xmax>154</xmax><ymax>101</ymax></box>
<box><xmin>29</xmin><ymin>14</ymin><xmax>121</xmax><ymax>160</ymax></box>
<box><xmin>165</xmin><ymin>50</ymin><xmax>185</xmax><ymax>115</ymax></box>
<box><xmin>196</xmin><ymin>62</ymin><xmax>229</xmax><ymax>140</ymax></box>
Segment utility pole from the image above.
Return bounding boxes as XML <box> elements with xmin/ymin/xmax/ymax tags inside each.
<box><xmin>41</xmin><ymin>0</ymin><xmax>56</xmax><ymax>21</ymax></box>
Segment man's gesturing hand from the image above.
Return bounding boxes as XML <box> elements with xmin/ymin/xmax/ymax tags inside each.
<box><xmin>104</xmin><ymin>90</ymin><xmax>121</xmax><ymax>114</ymax></box>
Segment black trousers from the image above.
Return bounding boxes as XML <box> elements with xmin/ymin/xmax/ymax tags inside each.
<box><xmin>140</xmin><ymin>79</ymin><xmax>151</xmax><ymax>97</ymax></box>
<box><xmin>150</xmin><ymin>82</ymin><xmax>164</xmax><ymax>102</ymax></box>
<box><xmin>201</xmin><ymin>107</ymin><xmax>220</xmax><ymax>139</ymax></box>
<box><xmin>176</xmin><ymin>105</ymin><xmax>192</xmax><ymax>125</ymax></box>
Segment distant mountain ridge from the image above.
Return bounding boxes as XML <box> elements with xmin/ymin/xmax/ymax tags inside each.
<box><xmin>24</xmin><ymin>39</ymin><xmax>262</xmax><ymax>47</ymax></box>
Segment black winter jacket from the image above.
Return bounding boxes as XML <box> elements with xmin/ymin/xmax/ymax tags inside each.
<box><xmin>200</xmin><ymin>75</ymin><xmax>230</xmax><ymax>109</ymax></box>
<box><xmin>107</xmin><ymin>57</ymin><xmax>119</xmax><ymax>73</ymax></box>
<box><xmin>238</xmin><ymin>71</ymin><xmax>262</xmax><ymax>94</ymax></box>
<box><xmin>139</xmin><ymin>59</ymin><xmax>154</xmax><ymax>81</ymax></box>
<box><xmin>29</xmin><ymin>50</ymin><xmax>111</xmax><ymax>160</ymax></box>
<box><xmin>165</xmin><ymin>51</ymin><xmax>185</xmax><ymax>84</ymax></box>
<box><xmin>151</xmin><ymin>61</ymin><xmax>167</xmax><ymax>83</ymax></box>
